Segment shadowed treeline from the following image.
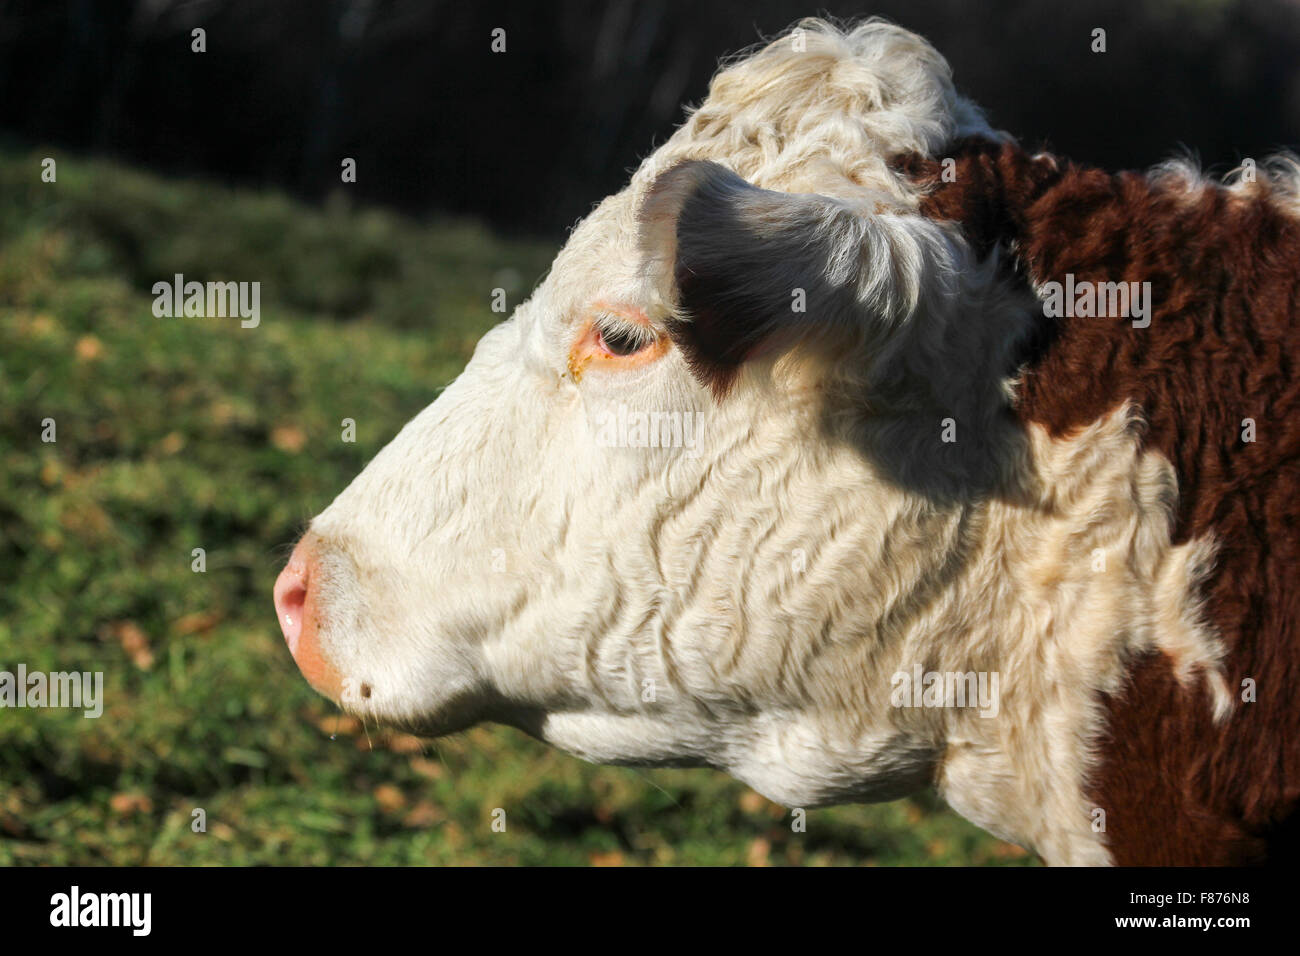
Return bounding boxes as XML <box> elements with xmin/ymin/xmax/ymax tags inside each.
<box><xmin>2</xmin><ymin>0</ymin><xmax>1297</xmax><ymax>235</ymax></box>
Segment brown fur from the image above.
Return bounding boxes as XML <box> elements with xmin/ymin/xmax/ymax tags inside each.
<box><xmin>899</xmin><ymin>138</ymin><xmax>1300</xmax><ymax>864</ymax></box>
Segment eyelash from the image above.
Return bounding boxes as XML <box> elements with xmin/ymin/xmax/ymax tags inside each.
<box><xmin>594</xmin><ymin>314</ymin><xmax>657</xmax><ymax>356</ymax></box>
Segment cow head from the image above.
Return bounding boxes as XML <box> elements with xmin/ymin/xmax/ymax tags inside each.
<box><xmin>274</xmin><ymin>20</ymin><xmax>1227</xmax><ymax>865</ymax></box>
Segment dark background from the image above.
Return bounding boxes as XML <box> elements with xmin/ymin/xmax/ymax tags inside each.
<box><xmin>2</xmin><ymin>0</ymin><xmax>1298</xmax><ymax>235</ymax></box>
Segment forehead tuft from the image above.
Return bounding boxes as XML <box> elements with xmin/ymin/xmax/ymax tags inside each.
<box><xmin>546</xmin><ymin>19</ymin><xmax>991</xmax><ymax>316</ymax></box>
<box><xmin>625</xmin><ymin>19</ymin><xmax>991</xmax><ymax>213</ymax></box>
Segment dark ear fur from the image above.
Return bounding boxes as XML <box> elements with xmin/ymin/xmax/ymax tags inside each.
<box><xmin>639</xmin><ymin>160</ymin><xmax>878</xmax><ymax>398</ymax></box>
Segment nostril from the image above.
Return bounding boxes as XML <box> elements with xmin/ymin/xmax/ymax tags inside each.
<box><xmin>274</xmin><ymin>562</ymin><xmax>309</xmax><ymax>654</ymax></box>
<box><xmin>274</xmin><ymin>532</ymin><xmax>344</xmax><ymax>700</ymax></box>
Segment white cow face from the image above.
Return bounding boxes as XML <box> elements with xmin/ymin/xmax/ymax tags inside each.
<box><xmin>274</xmin><ymin>20</ymin><xmax>1028</xmax><ymax>809</ymax></box>
<box><xmin>274</xmin><ymin>152</ymin><xmax>1026</xmax><ymax>802</ymax></box>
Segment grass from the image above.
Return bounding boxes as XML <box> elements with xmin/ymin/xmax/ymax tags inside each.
<box><xmin>0</xmin><ymin>146</ymin><xmax>1035</xmax><ymax>865</ymax></box>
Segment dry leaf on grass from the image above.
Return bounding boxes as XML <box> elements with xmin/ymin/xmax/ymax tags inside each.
<box><xmin>373</xmin><ymin>784</ymin><xmax>406</xmax><ymax>813</ymax></box>
<box><xmin>109</xmin><ymin>792</ymin><xmax>153</xmax><ymax>816</ymax></box>
<box><xmin>74</xmin><ymin>335</ymin><xmax>103</xmax><ymax>360</ymax></box>
<box><xmin>102</xmin><ymin>621</ymin><xmax>154</xmax><ymax>671</ymax></box>
<box><xmin>315</xmin><ymin>714</ymin><xmax>362</xmax><ymax>737</ymax></box>
<box><xmin>271</xmin><ymin>425</ymin><xmax>307</xmax><ymax>452</ymax></box>
<box><xmin>409</xmin><ymin>757</ymin><xmax>444</xmax><ymax>780</ymax></box>
<box><xmin>173</xmin><ymin>611</ymin><xmax>223</xmax><ymax>636</ymax></box>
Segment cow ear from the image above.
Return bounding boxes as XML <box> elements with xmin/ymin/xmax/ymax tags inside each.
<box><xmin>639</xmin><ymin>160</ymin><xmax>895</xmax><ymax>398</ymax></box>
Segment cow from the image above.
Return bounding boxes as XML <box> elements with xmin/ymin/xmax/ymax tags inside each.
<box><xmin>273</xmin><ymin>18</ymin><xmax>1299</xmax><ymax>865</ymax></box>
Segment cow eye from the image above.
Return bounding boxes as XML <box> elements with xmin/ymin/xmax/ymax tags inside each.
<box><xmin>597</xmin><ymin>320</ymin><xmax>655</xmax><ymax>356</ymax></box>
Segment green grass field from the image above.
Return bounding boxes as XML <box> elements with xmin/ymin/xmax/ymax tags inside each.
<box><xmin>0</xmin><ymin>147</ymin><xmax>1034</xmax><ymax>865</ymax></box>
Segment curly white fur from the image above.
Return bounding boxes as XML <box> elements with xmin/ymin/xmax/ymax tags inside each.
<box><xmin>299</xmin><ymin>19</ymin><xmax>1229</xmax><ymax>866</ymax></box>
